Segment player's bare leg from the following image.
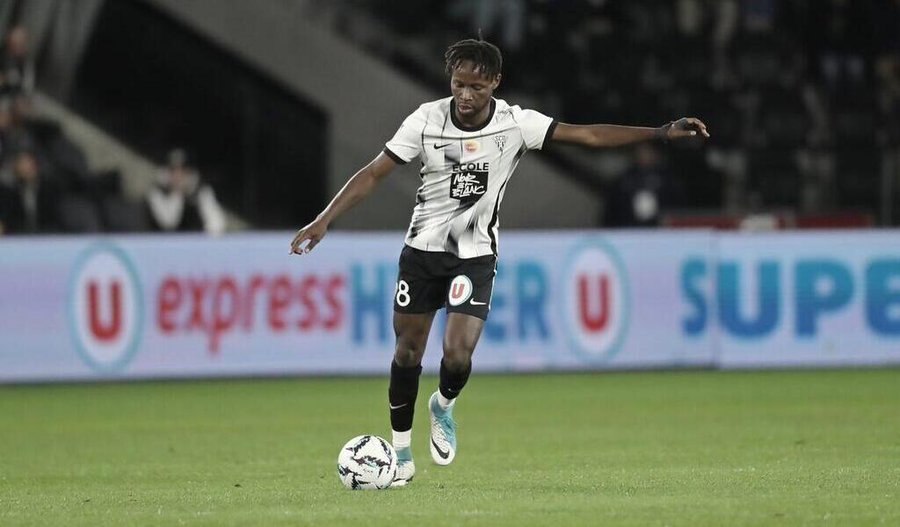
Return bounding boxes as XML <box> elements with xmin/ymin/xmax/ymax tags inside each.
<box><xmin>389</xmin><ymin>311</ymin><xmax>435</xmax><ymax>486</ymax></box>
<box><xmin>429</xmin><ymin>312</ymin><xmax>484</xmax><ymax>465</ymax></box>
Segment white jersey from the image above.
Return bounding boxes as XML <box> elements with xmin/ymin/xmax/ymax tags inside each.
<box><xmin>384</xmin><ymin>97</ymin><xmax>556</xmax><ymax>259</ymax></box>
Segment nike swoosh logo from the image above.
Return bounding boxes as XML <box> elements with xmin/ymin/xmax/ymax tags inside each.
<box><xmin>431</xmin><ymin>438</ymin><xmax>450</xmax><ymax>459</ymax></box>
<box><xmin>469</xmin><ymin>299</ymin><xmax>487</xmax><ymax>306</ymax></box>
<box><xmin>389</xmin><ymin>403</ymin><xmax>408</xmax><ymax>410</ymax></box>
<box><xmin>433</xmin><ymin>143</ymin><xmax>451</xmax><ymax>149</ymax></box>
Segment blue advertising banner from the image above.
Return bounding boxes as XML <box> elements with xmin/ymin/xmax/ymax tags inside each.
<box><xmin>2</xmin><ymin>230</ymin><xmax>898</xmax><ymax>382</ymax></box>
<box><xmin>0</xmin><ymin>231</ymin><xmax>715</xmax><ymax>382</ymax></box>
<box><xmin>706</xmin><ymin>232</ymin><xmax>900</xmax><ymax>368</ymax></box>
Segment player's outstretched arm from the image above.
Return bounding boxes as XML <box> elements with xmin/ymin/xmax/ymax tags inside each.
<box><xmin>550</xmin><ymin>117</ymin><xmax>710</xmax><ymax>148</ymax></box>
<box><xmin>290</xmin><ymin>152</ymin><xmax>398</xmax><ymax>255</ymax></box>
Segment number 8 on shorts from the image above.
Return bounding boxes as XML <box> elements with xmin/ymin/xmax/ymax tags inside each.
<box><xmin>395</xmin><ymin>280</ymin><xmax>411</xmax><ymax>307</ymax></box>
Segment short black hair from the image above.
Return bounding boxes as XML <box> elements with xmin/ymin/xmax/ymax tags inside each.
<box><xmin>445</xmin><ymin>39</ymin><xmax>502</xmax><ymax>79</ymax></box>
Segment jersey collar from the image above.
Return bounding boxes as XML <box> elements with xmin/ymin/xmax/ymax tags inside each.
<box><xmin>450</xmin><ymin>98</ymin><xmax>496</xmax><ymax>132</ymax></box>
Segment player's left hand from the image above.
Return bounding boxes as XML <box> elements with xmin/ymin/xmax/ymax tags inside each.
<box><xmin>290</xmin><ymin>217</ymin><xmax>328</xmax><ymax>255</ymax></box>
<box><xmin>665</xmin><ymin>117</ymin><xmax>710</xmax><ymax>140</ymax></box>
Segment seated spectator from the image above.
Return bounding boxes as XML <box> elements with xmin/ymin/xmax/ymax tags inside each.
<box><xmin>3</xmin><ymin>94</ymin><xmax>42</xmax><ymax>164</ymax></box>
<box><xmin>0</xmin><ymin>96</ymin><xmax>11</xmax><ymax>162</ymax></box>
<box><xmin>0</xmin><ymin>149</ymin><xmax>62</xmax><ymax>234</ymax></box>
<box><xmin>144</xmin><ymin>148</ymin><xmax>226</xmax><ymax>235</ymax></box>
<box><xmin>0</xmin><ymin>26</ymin><xmax>34</xmax><ymax>96</ymax></box>
<box><xmin>0</xmin><ymin>177</ymin><xmax>15</xmax><ymax>234</ymax></box>
<box><xmin>604</xmin><ymin>143</ymin><xmax>684</xmax><ymax>227</ymax></box>
<box><xmin>7</xmin><ymin>93</ymin><xmax>97</xmax><ymax>195</ymax></box>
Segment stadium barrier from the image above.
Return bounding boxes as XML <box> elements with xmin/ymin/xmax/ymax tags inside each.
<box><xmin>1</xmin><ymin>231</ymin><xmax>898</xmax><ymax>382</ymax></box>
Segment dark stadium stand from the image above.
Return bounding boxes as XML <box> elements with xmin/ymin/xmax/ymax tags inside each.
<box><xmin>1</xmin><ymin>0</ymin><xmax>897</xmax><ymax>232</ymax></box>
<box><xmin>313</xmin><ymin>0</ymin><xmax>900</xmax><ymax>228</ymax></box>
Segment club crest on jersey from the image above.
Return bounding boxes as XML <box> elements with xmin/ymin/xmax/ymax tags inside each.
<box><xmin>448</xmin><ymin>275</ymin><xmax>473</xmax><ymax>306</ymax></box>
<box><xmin>449</xmin><ymin>162</ymin><xmax>489</xmax><ymax>204</ymax></box>
<box><xmin>493</xmin><ymin>134</ymin><xmax>507</xmax><ymax>152</ymax></box>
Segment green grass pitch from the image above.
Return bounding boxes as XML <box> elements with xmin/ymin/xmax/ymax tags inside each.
<box><xmin>1</xmin><ymin>369</ymin><xmax>898</xmax><ymax>526</ymax></box>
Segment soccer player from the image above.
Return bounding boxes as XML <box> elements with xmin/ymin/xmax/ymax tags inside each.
<box><xmin>290</xmin><ymin>39</ymin><xmax>708</xmax><ymax>486</ymax></box>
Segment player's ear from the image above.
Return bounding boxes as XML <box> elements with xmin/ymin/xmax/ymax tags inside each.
<box><xmin>492</xmin><ymin>74</ymin><xmax>501</xmax><ymax>90</ymax></box>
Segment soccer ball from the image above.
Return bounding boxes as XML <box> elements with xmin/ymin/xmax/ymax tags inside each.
<box><xmin>336</xmin><ymin>435</ymin><xmax>397</xmax><ymax>490</ymax></box>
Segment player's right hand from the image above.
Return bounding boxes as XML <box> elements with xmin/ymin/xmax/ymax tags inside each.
<box><xmin>290</xmin><ymin>218</ymin><xmax>328</xmax><ymax>255</ymax></box>
<box><xmin>665</xmin><ymin>117</ymin><xmax>710</xmax><ymax>140</ymax></box>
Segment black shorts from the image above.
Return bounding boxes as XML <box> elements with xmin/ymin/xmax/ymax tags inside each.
<box><xmin>394</xmin><ymin>245</ymin><xmax>497</xmax><ymax>320</ymax></box>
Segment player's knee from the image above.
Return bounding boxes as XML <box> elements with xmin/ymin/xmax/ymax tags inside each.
<box><xmin>442</xmin><ymin>345</ymin><xmax>472</xmax><ymax>372</ymax></box>
<box><xmin>393</xmin><ymin>338</ymin><xmax>425</xmax><ymax>367</ymax></box>
<box><xmin>393</xmin><ymin>351</ymin><xmax>421</xmax><ymax>368</ymax></box>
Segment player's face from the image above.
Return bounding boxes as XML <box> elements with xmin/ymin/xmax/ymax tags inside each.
<box><xmin>450</xmin><ymin>61</ymin><xmax>500</xmax><ymax>121</ymax></box>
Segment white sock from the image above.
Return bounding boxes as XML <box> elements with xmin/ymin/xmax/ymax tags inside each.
<box><xmin>437</xmin><ymin>392</ymin><xmax>456</xmax><ymax>410</ymax></box>
<box><xmin>392</xmin><ymin>429</ymin><xmax>411</xmax><ymax>450</ymax></box>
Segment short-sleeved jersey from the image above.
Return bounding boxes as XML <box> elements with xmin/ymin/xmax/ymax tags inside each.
<box><xmin>384</xmin><ymin>97</ymin><xmax>556</xmax><ymax>259</ymax></box>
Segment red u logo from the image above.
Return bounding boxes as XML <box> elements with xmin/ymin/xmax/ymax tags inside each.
<box><xmin>578</xmin><ymin>275</ymin><xmax>610</xmax><ymax>332</ymax></box>
<box><xmin>88</xmin><ymin>281</ymin><xmax>122</xmax><ymax>342</ymax></box>
<box><xmin>451</xmin><ymin>283</ymin><xmax>466</xmax><ymax>299</ymax></box>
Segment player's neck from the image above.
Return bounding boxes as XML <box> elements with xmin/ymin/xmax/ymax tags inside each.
<box><xmin>454</xmin><ymin>109</ymin><xmax>489</xmax><ymax>128</ymax></box>
<box><xmin>451</xmin><ymin>99</ymin><xmax>495</xmax><ymax>132</ymax></box>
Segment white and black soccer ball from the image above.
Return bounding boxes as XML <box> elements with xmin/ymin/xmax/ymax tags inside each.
<box><xmin>336</xmin><ymin>435</ymin><xmax>397</xmax><ymax>490</ymax></box>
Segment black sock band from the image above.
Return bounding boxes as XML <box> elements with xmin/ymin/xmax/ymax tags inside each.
<box><xmin>439</xmin><ymin>359</ymin><xmax>471</xmax><ymax>401</ymax></box>
<box><xmin>388</xmin><ymin>361</ymin><xmax>422</xmax><ymax>432</ymax></box>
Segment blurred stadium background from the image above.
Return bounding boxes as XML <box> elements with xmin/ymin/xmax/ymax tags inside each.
<box><xmin>1</xmin><ymin>1</ymin><xmax>899</xmax><ymax>525</ymax></box>
<box><xmin>0</xmin><ymin>0</ymin><xmax>898</xmax><ymax>232</ymax></box>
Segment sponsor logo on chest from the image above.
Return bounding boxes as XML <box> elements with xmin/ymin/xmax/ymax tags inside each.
<box><xmin>449</xmin><ymin>162</ymin><xmax>489</xmax><ymax>203</ymax></box>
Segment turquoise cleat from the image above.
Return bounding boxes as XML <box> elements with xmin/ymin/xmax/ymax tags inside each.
<box><xmin>391</xmin><ymin>446</ymin><xmax>415</xmax><ymax>487</ymax></box>
<box><xmin>428</xmin><ymin>391</ymin><xmax>457</xmax><ymax>465</ymax></box>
